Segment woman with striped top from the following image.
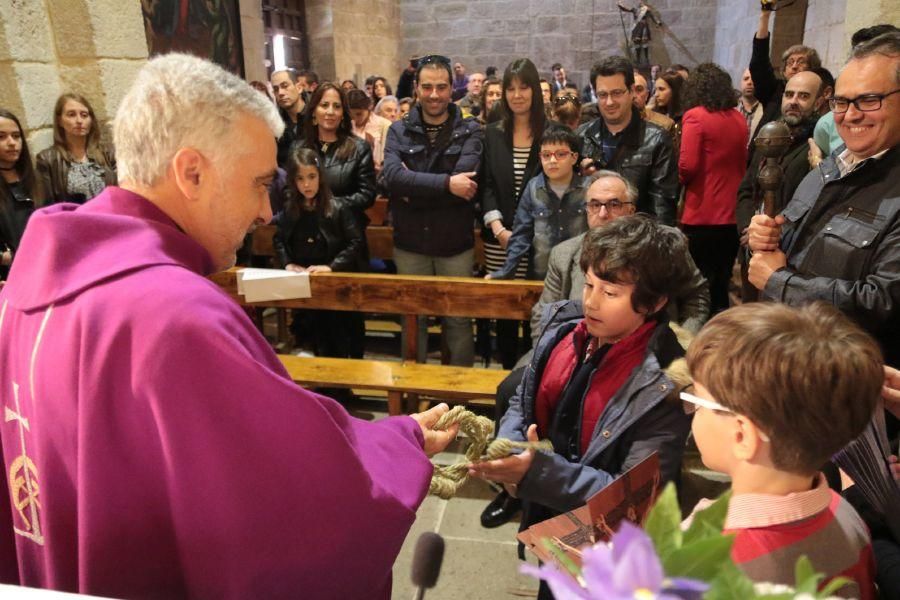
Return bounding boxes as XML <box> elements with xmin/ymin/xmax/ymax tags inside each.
<box><xmin>480</xmin><ymin>58</ymin><xmax>548</xmax><ymax>368</ymax></box>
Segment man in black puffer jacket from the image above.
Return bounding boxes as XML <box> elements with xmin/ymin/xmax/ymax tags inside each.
<box><xmin>381</xmin><ymin>55</ymin><xmax>484</xmax><ymax>366</ymax></box>
<box><xmin>576</xmin><ymin>56</ymin><xmax>677</xmax><ymax>225</ymax></box>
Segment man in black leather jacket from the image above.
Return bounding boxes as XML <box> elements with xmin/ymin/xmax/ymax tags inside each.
<box><xmin>576</xmin><ymin>56</ymin><xmax>677</xmax><ymax>225</ymax></box>
<box><xmin>748</xmin><ymin>33</ymin><xmax>900</xmax><ymax>367</ymax></box>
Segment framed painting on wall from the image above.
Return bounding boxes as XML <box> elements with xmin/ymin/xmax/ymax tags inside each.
<box><xmin>141</xmin><ymin>0</ymin><xmax>245</xmax><ymax>76</ymax></box>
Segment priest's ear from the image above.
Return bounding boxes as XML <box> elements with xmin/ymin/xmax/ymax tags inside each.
<box><xmin>171</xmin><ymin>147</ymin><xmax>211</xmax><ymax>201</ymax></box>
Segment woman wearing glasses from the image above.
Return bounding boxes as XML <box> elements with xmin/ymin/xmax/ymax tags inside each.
<box><xmin>480</xmin><ymin>58</ymin><xmax>551</xmax><ymax>368</ymax></box>
<box><xmin>678</xmin><ymin>63</ymin><xmax>748</xmax><ymax>315</ymax></box>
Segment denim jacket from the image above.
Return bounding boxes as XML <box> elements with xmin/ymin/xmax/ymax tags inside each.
<box><xmin>490</xmin><ymin>173</ymin><xmax>590</xmax><ymax>281</ymax></box>
<box><xmin>498</xmin><ymin>300</ymin><xmax>691</xmax><ymax>523</ymax></box>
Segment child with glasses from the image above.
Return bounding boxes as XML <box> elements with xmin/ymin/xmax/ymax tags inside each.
<box><xmin>684</xmin><ymin>302</ymin><xmax>880</xmax><ymax>598</ymax></box>
<box><xmin>487</xmin><ymin>127</ymin><xmax>590</xmax><ymax>281</ymax></box>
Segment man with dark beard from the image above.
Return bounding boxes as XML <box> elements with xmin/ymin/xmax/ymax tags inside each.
<box><xmin>736</xmin><ymin>70</ymin><xmax>824</xmax><ymax>299</ymax></box>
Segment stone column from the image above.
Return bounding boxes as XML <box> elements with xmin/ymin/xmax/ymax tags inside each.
<box><xmin>240</xmin><ymin>0</ymin><xmax>268</xmax><ymax>83</ymax></box>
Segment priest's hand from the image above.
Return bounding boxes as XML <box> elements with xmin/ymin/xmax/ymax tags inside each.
<box><xmin>467</xmin><ymin>424</ymin><xmax>539</xmax><ymax>486</ymax></box>
<box><xmin>306</xmin><ymin>265</ymin><xmax>332</xmax><ymax>274</ymax></box>
<box><xmin>410</xmin><ymin>403</ymin><xmax>460</xmax><ymax>457</ymax></box>
<box><xmin>748</xmin><ymin>250</ymin><xmax>786</xmax><ymax>290</ymax></box>
<box><xmin>285</xmin><ymin>263</ymin><xmax>306</xmax><ymax>273</ymax></box>
<box><xmin>748</xmin><ymin>214</ymin><xmax>785</xmax><ymax>252</ymax></box>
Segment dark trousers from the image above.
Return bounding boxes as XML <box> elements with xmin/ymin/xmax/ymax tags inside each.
<box><xmin>682</xmin><ymin>224</ymin><xmax>739</xmax><ymax>315</ymax></box>
<box><xmin>291</xmin><ymin>309</ymin><xmax>365</xmax><ymax>359</ymax></box>
<box><xmin>496</xmin><ymin>320</ymin><xmax>531</xmax><ymax>370</ymax></box>
<box><xmin>495</xmin><ymin>366</ymin><xmax>526</xmax><ymax>426</ymax></box>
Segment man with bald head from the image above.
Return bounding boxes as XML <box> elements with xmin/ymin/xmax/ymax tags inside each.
<box><xmin>748</xmin><ymin>33</ymin><xmax>900</xmax><ymax>367</ymax></box>
<box><xmin>633</xmin><ymin>71</ymin><xmax>675</xmax><ymax>134</ymax></box>
<box><xmin>738</xmin><ymin>68</ymin><xmax>766</xmax><ymax>144</ymax></box>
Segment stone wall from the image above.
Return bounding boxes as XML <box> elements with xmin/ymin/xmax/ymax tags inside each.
<box><xmin>0</xmin><ymin>0</ymin><xmax>147</xmax><ymax>153</ymax></box>
<box><xmin>304</xmin><ymin>0</ymin><xmax>402</xmax><ymax>86</ymax></box>
<box><xmin>399</xmin><ymin>0</ymin><xmax>718</xmax><ymax>91</ymax></box>
<box><xmin>711</xmin><ymin>1</ymin><xmax>761</xmax><ymax>82</ymax></box>
<box><xmin>240</xmin><ymin>0</ymin><xmax>268</xmax><ymax>82</ymax></box>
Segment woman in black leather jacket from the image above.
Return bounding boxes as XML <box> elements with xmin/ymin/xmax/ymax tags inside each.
<box><xmin>35</xmin><ymin>93</ymin><xmax>116</xmax><ymax>205</ymax></box>
<box><xmin>298</xmin><ymin>83</ymin><xmax>376</xmax><ymax>230</ymax></box>
<box><xmin>274</xmin><ymin>147</ymin><xmax>366</xmax><ymax>361</ymax></box>
<box><xmin>0</xmin><ymin>109</ymin><xmax>39</xmax><ymax>280</ymax></box>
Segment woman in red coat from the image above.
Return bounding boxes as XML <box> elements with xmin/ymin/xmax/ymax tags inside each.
<box><xmin>678</xmin><ymin>63</ymin><xmax>748</xmax><ymax>314</ymax></box>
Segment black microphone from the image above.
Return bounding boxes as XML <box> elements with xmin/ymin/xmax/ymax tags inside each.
<box><xmin>410</xmin><ymin>531</ymin><xmax>445</xmax><ymax>600</ymax></box>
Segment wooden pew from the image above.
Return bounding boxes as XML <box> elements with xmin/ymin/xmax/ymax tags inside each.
<box><xmin>279</xmin><ymin>355</ymin><xmax>509</xmax><ymax>416</ymax></box>
<box><xmin>211</xmin><ymin>269</ymin><xmax>544</xmax><ymax>414</ymax></box>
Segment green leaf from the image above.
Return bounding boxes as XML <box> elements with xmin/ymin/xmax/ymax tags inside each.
<box><xmin>792</xmin><ymin>555</ymin><xmax>823</xmax><ymax>594</ymax></box>
<box><xmin>644</xmin><ymin>482</ymin><xmax>683</xmax><ymax>559</ymax></box>
<box><xmin>662</xmin><ymin>534</ymin><xmax>735</xmax><ymax>581</ymax></box>
<box><xmin>683</xmin><ymin>490</ymin><xmax>732</xmax><ymax>546</ymax></box>
<box><xmin>540</xmin><ymin>538</ymin><xmax>582</xmax><ymax>579</ymax></box>
<box><xmin>818</xmin><ymin>576</ymin><xmax>853</xmax><ymax>598</ymax></box>
<box><xmin>703</xmin><ymin>562</ymin><xmax>757</xmax><ymax>600</ymax></box>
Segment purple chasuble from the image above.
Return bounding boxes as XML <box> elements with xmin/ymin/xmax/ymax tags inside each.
<box><xmin>0</xmin><ymin>187</ymin><xmax>433</xmax><ymax>598</ymax></box>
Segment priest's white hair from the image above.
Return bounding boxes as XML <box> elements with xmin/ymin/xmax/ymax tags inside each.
<box><xmin>114</xmin><ymin>53</ymin><xmax>284</xmax><ymax>187</ymax></box>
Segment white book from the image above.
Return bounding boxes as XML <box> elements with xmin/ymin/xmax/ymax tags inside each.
<box><xmin>236</xmin><ymin>268</ymin><xmax>311</xmax><ymax>302</ymax></box>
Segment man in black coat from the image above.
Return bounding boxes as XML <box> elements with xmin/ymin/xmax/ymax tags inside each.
<box><xmin>381</xmin><ymin>56</ymin><xmax>484</xmax><ymax>366</ymax></box>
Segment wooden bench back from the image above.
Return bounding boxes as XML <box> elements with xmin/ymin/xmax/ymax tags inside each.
<box><xmin>211</xmin><ymin>269</ymin><xmax>543</xmax><ymax>320</ymax></box>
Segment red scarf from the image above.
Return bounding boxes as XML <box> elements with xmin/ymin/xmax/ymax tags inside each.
<box><xmin>535</xmin><ymin>320</ymin><xmax>656</xmax><ymax>455</ymax></box>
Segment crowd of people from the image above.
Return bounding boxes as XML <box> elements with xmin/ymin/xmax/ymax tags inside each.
<box><xmin>0</xmin><ymin>4</ymin><xmax>899</xmax><ymax>598</ymax></box>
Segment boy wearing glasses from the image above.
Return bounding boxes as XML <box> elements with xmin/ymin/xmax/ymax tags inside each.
<box><xmin>488</xmin><ymin>128</ymin><xmax>589</xmax><ymax>281</ymax></box>
<box><xmin>684</xmin><ymin>302</ymin><xmax>880</xmax><ymax>597</ymax></box>
<box><xmin>470</xmin><ymin>215</ymin><xmax>695</xmax><ymax>568</ymax></box>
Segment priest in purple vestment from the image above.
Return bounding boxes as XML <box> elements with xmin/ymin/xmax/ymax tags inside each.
<box><xmin>0</xmin><ymin>54</ymin><xmax>458</xmax><ymax>599</ymax></box>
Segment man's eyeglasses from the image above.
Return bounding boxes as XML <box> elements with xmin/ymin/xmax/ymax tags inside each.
<box><xmin>829</xmin><ymin>88</ymin><xmax>900</xmax><ymax>114</ymax></box>
<box><xmin>584</xmin><ymin>199</ymin><xmax>633</xmax><ymax>213</ymax></box>
<box><xmin>553</xmin><ymin>94</ymin><xmax>580</xmax><ymax>106</ymax></box>
<box><xmin>540</xmin><ymin>150</ymin><xmax>573</xmax><ymax>161</ymax></box>
<box><xmin>680</xmin><ymin>388</ymin><xmax>771</xmax><ymax>442</ymax></box>
<box><xmin>596</xmin><ymin>89</ymin><xmax>629</xmax><ymax>101</ymax></box>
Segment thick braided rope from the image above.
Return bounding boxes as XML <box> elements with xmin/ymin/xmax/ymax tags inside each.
<box><xmin>428</xmin><ymin>406</ymin><xmax>553</xmax><ymax>499</ymax></box>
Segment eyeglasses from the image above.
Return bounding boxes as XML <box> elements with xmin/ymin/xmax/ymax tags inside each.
<box><xmin>596</xmin><ymin>89</ymin><xmax>629</xmax><ymax>101</ymax></box>
<box><xmin>584</xmin><ymin>199</ymin><xmax>633</xmax><ymax>213</ymax></box>
<box><xmin>553</xmin><ymin>94</ymin><xmax>580</xmax><ymax>106</ymax></box>
<box><xmin>418</xmin><ymin>55</ymin><xmax>452</xmax><ymax>67</ymax></box>
<box><xmin>540</xmin><ymin>150</ymin><xmax>573</xmax><ymax>161</ymax></box>
<box><xmin>680</xmin><ymin>388</ymin><xmax>771</xmax><ymax>442</ymax></box>
<box><xmin>829</xmin><ymin>88</ymin><xmax>900</xmax><ymax>113</ymax></box>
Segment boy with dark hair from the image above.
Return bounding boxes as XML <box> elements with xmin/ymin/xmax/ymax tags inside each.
<box><xmin>685</xmin><ymin>302</ymin><xmax>881</xmax><ymax>598</ymax></box>
<box><xmin>489</xmin><ymin>128</ymin><xmax>589</xmax><ymax>281</ymax></box>
<box><xmin>471</xmin><ymin>215</ymin><xmax>695</xmax><ymax>597</ymax></box>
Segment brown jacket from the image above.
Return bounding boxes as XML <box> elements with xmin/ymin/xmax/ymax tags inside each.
<box><xmin>35</xmin><ymin>145</ymin><xmax>117</xmax><ymax>205</ymax></box>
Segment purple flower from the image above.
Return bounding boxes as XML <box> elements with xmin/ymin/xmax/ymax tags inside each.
<box><xmin>522</xmin><ymin>521</ymin><xmax>709</xmax><ymax>600</ymax></box>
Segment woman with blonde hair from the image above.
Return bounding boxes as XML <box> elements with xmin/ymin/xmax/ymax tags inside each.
<box><xmin>36</xmin><ymin>93</ymin><xmax>116</xmax><ymax>204</ymax></box>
